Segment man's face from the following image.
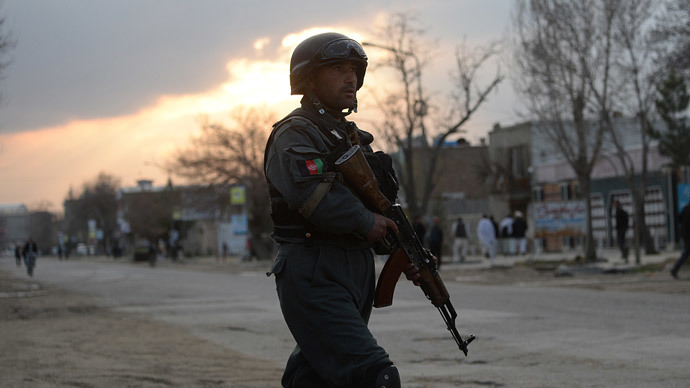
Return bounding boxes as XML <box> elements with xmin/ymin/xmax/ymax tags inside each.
<box><xmin>309</xmin><ymin>60</ymin><xmax>359</xmax><ymax>111</ymax></box>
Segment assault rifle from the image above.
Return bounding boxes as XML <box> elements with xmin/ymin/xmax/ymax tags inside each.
<box><xmin>335</xmin><ymin>145</ymin><xmax>475</xmax><ymax>356</ymax></box>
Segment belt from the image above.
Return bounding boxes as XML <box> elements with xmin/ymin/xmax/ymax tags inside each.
<box><xmin>273</xmin><ymin>226</ymin><xmax>351</xmax><ymax>241</ymax></box>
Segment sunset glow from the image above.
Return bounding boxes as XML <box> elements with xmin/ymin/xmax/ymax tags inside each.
<box><xmin>0</xmin><ymin>27</ymin><xmax>370</xmax><ymax>211</ymax></box>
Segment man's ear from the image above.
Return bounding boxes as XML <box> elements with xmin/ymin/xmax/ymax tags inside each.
<box><xmin>307</xmin><ymin>74</ymin><xmax>316</xmax><ymax>92</ymax></box>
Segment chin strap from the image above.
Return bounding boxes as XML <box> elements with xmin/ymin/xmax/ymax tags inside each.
<box><xmin>346</xmin><ymin>97</ymin><xmax>358</xmax><ymax>115</ymax></box>
<box><xmin>309</xmin><ymin>92</ymin><xmax>357</xmax><ymax>117</ymax></box>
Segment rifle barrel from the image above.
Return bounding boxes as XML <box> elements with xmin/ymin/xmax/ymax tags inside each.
<box><xmin>438</xmin><ymin>301</ymin><xmax>475</xmax><ymax>356</ymax></box>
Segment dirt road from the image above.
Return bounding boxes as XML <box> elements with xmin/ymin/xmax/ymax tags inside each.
<box><xmin>0</xmin><ymin>267</ymin><xmax>281</xmax><ymax>388</ymax></box>
<box><xmin>1</xmin><ymin>254</ymin><xmax>688</xmax><ymax>388</ymax></box>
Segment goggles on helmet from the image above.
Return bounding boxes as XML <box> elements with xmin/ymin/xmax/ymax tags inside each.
<box><xmin>319</xmin><ymin>39</ymin><xmax>367</xmax><ymax>61</ymax></box>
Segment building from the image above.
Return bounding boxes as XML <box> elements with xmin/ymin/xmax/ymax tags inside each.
<box><xmin>117</xmin><ymin>179</ymin><xmax>250</xmax><ymax>258</ymax></box>
<box><xmin>530</xmin><ymin>117</ymin><xmax>675</xmax><ymax>252</ymax></box>
<box><xmin>398</xmin><ymin>137</ymin><xmax>492</xmax><ymax>255</ymax></box>
<box><xmin>487</xmin><ymin>122</ymin><xmax>532</xmax><ymax>219</ymax></box>
<box><xmin>0</xmin><ymin>203</ymin><xmax>30</xmax><ymax>251</ymax></box>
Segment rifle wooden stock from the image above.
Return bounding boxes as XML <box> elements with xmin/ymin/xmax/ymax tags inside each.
<box><xmin>373</xmin><ymin>248</ymin><xmax>407</xmax><ymax>307</ymax></box>
<box><xmin>334</xmin><ymin>145</ymin><xmax>391</xmax><ymax>213</ymax></box>
<box><xmin>374</xmin><ymin>248</ymin><xmax>450</xmax><ymax>308</ymax></box>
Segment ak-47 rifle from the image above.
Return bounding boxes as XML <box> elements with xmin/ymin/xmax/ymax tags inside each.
<box><xmin>335</xmin><ymin>145</ymin><xmax>475</xmax><ymax>356</ymax></box>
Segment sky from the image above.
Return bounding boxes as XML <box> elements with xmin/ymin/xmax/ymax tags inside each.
<box><xmin>0</xmin><ymin>0</ymin><xmax>518</xmax><ymax>212</ymax></box>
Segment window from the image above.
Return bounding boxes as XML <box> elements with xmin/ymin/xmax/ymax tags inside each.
<box><xmin>509</xmin><ymin>145</ymin><xmax>528</xmax><ymax>178</ymax></box>
<box><xmin>533</xmin><ymin>186</ymin><xmax>544</xmax><ymax>201</ymax></box>
<box><xmin>560</xmin><ymin>183</ymin><xmax>572</xmax><ymax>200</ymax></box>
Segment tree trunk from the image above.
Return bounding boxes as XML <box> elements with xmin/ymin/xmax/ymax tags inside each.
<box><xmin>580</xmin><ymin>175</ymin><xmax>597</xmax><ymax>261</ymax></box>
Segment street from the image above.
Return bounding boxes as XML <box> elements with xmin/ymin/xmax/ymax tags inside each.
<box><xmin>2</xmin><ymin>256</ymin><xmax>689</xmax><ymax>388</ymax></box>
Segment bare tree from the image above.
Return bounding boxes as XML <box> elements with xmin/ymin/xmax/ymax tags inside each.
<box><xmin>364</xmin><ymin>12</ymin><xmax>502</xmax><ymax>218</ymax></box>
<box><xmin>0</xmin><ymin>1</ymin><xmax>15</xmax><ymax>104</ymax></box>
<box><xmin>121</xmin><ymin>186</ymin><xmax>176</xmax><ymax>247</ymax></box>
<box><xmin>63</xmin><ymin>172</ymin><xmax>121</xmax><ymax>254</ymax></box>
<box><xmin>650</xmin><ymin>0</ymin><xmax>690</xmax><ymax>78</ymax></box>
<box><xmin>170</xmin><ymin>106</ymin><xmax>275</xmax><ymax>259</ymax></box>
<box><xmin>512</xmin><ymin>0</ymin><xmax>615</xmax><ymax>260</ymax></box>
<box><xmin>599</xmin><ymin>0</ymin><xmax>660</xmax><ymax>261</ymax></box>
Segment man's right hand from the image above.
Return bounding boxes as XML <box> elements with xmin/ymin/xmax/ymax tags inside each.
<box><xmin>365</xmin><ymin>213</ymin><xmax>398</xmax><ymax>242</ymax></box>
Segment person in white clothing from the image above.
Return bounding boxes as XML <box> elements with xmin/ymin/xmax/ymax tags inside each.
<box><xmin>477</xmin><ymin>215</ymin><xmax>496</xmax><ymax>265</ymax></box>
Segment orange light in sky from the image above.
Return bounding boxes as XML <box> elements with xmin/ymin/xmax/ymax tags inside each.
<box><xmin>0</xmin><ymin>27</ymin><xmax>371</xmax><ymax>211</ymax></box>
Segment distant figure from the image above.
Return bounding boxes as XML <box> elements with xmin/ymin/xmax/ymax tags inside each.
<box><xmin>614</xmin><ymin>201</ymin><xmax>629</xmax><ymax>262</ymax></box>
<box><xmin>14</xmin><ymin>244</ymin><xmax>22</xmax><ymax>267</ymax></box>
<box><xmin>243</xmin><ymin>236</ymin><xmax>259</xmax><ymax>262</ymax></box>
<box><xmin>478</xmin><ymin>215</ymin><xmax>497</xmax><ymax>265</ymax></box>
<box><xmin>222</xmin><ymin>242</ymin><xmax>229</xmax><ymax>263</ymax></box>
<box><xmin>499</xmin><ymin>214</ymin><xmax>515</xmax><ymax>255</ymax></box>
<box><xmin>489</xmin><ymin>215</ymin><xmax>499</xmax><ymax>245</ymax></box>
<box><xmin>22</xmin><ymin>237</ymin><xmax>39</xmax><ymax>277</ymax></box>
<box><xmin>451</xmin><ymin>217</ymin><xmax>467</xmax><ymax>263</ymax></box>
<box><xmin>671</xmin><ymin>202</ymin><xmax>690</xmax><ymax>279</ymax></box>
<box><xmin>412</xmin><ymin>215</ymin><xmax>427</xmax><ymax>247</ymax></box>
<box><xmin>428</xmin><ymin>217</ymin><xmax>444</xmax><ymax>270</ymax></box>
<box><xmin>57</xmin><ymin>244</ymin><xmax>63</xmax><ymax>260</ymax></box>
<box><xmin>512</xmin><ymin>211</ymin><xmax>528</xmax><ymax>255</ymax></box>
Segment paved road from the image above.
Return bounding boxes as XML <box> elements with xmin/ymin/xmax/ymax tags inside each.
<box><xmin>3</xmin><ymin>257</ymin><xmax>689</xmax><ymax>387</ymax></box>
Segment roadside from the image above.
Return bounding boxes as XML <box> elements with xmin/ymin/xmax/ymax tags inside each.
<box><xmin>32</xmin><ymin>246</ymin><xmax>690</xmax><ymax>294</ymax></box>
<box><xmin>102</xmin><ymin>247</ymin><xmax>690</xmax><ymax>294</ymax></box>
<box><xmin>0</xmin><ymin>265</ymin><xmax>282</xmax><ymax>388</ymax></box>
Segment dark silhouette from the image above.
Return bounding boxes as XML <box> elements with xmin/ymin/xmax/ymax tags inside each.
<box><xmin>429</xmin><ymin>217</ymin><xmax>444</xmax><ymax>269</ymax></box>
<box><xmin>14</xmin><ymin>244</ymin><xmax>21</xmax><ymax>267</ymax></box>
<box><xmin>512</xmin><ymin>211</ymin><xmax>528</xmax><ymax>255</ymax></box>
<box><xmin>614</xmin><ymin>201</ymin><xmax>630</xmax><ymax>262</ymax></box>
<box><xmin>671</xmin><ymin>203</ymin><xmax>690</xmax><ymax>279</ymax></box>
<box><xmin>412</xmin><ymin>215</ymin><xmax>427</xmax><ymax>247</ymax></box>
<box><xmin>452</xmin><ymin>217</ymin><xmax>467</xmax><ymax>263</ymax></box>
<box><xmin>22</xmin><ymin>238</ymin><xmax>39</xmax><ymax>277</ymax></box>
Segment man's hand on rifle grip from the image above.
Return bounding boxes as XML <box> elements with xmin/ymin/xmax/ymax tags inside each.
<box><xmin>403</xmin><ymin>263</ymin><xmax>421</xmax><ymax>286</ymax></box>
<box><xmin>365</xmin><ymin>213</ymin><xmax>398</xmax><ymax>242</ymax></box>
<box><xmin>404</xmin><ymin>251</ymin><xmax>438</xmax><ymax>287</ymax></box>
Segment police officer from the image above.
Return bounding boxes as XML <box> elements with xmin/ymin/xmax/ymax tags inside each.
<box><xmin>265</xmin><ymin>32</ymin><xmax>417</xmax><ymax>388</ymax></box>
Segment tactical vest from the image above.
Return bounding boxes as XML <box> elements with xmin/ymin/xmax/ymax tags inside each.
<box><xmin>264</xmin><ymin>107</ymin><xmax>398</xmax><ymax>239</ymax></box>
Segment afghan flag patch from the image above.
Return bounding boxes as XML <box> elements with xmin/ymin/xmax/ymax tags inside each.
<box><xmin>298</xmin><ymin>158</ymin><xmax>324</xmax><ymax>176</ymax></box>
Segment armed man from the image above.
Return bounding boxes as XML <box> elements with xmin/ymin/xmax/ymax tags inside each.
<box><xmin>264</xmin><ymin>32</ymin><xmax>422</xmax><ymax>388</ymax></box>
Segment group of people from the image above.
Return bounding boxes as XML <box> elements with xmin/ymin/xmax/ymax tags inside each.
<box><xmin>13</xmin><ymin>237</ymin><xmax>39</xmax><ymax>277</ymax></box>
<box><xmin>477</xmin><ymin>212</ymin><xmax>529</xmax><ymax>264</ymax></box>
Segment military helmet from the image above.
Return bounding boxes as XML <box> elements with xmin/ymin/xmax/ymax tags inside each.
<box><xmin>289</xmin><ymin>32</ymin><xmax>368</xmax><ymax>95</ymax></box>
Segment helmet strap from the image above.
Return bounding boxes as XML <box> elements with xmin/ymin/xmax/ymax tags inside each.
<box><xmin>308</xmin><ymin>92</ymin><xmax>326</xmax><ymax>115</ymax></box>
<box><xmin>307</xmin><ymin>91</ymin><xmax>356</xmax><ymax>117</ymax></box>
<box><xmin>346</xmin><ymin>97</ymin><xmax>358</xmax><ymax>115</ymax></box>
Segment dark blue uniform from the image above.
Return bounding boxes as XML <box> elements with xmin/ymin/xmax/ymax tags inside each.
<box><xmin>265</xmin><ymin>101</ymin><xmax>392</xmax><ymax>387</ymax></box>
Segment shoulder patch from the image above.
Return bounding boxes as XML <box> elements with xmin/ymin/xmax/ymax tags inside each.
<box><xmin>297</xmin><ymin>158</ymin><xmax>324</xmax><ymax>176</ymax></box>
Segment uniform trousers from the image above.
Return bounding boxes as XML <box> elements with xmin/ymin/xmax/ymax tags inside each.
<box><xmin>273</xmin><ymin>242</ymin><xmax>391</xmax><ymax>388</ymax></box>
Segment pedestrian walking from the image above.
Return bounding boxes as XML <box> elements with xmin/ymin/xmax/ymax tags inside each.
<box><xmin>478</xmin><ymin>215</ymin><xmax>497</xmax><ymax>265</ymax></box>
<box><xmin>22</xmin><ymin>237</ymin><xmax>38</xmax><ymax>277</ymax></box>
<box><xmin>264</xmin><ymin>32</ymin><xmax>424</xmax><ymax>388</ymax></box>
<box><xmin>451</xmin><ymin>217</ymin><xmax>467</xmax><ymax>263</ymax></box>
<box><xmin>14</xmin><ymin>243</ymin><xmax>22</xmax><ymax>267</ymax></box>
<box><xmin>614</xmin><ymin>201</ymin><xmax>630</xmax><ymax>262</ymax></box>
<box><xmin>512</xmin><ymin>211</ymin><xmax>528</xmax><ymax>255</ymax></box>
<box><xmin>412</xmin><ymin>215</ymin><xmax>427</xmax><ymax>247</ymax></box>
<box><xmin>671</xmin><ymin>202</ymin><xmax>690</xmax><ymax>279</ymax></box>
<box><xmin>499</xmin><ymin>213</ymin><xmax>514</xmax><ymax>255</ymax></box>
<box><xmin>429</xmin><ymin>216</ymin><xmax>444</xmax><ymax>270</ymax></box>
